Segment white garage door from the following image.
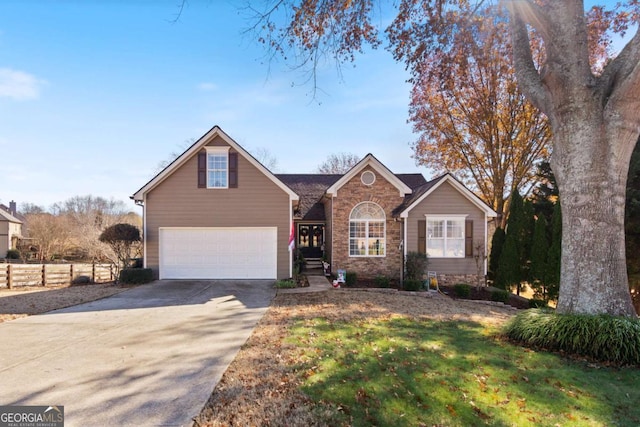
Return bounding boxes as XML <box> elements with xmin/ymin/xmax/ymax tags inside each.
<box><xmin>159</xmin><ymin>227</ymin><xmax>278</xmax><ymax>279</ymax></box>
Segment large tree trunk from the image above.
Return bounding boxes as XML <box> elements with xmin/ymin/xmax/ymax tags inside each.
<box><xmin>507</xmin><ymin>0</ymin><xmax>640</xmax><ymax>317</ymax></box>
<box><xmin>552</xmin><ymin>117</ymin><xmax>637</xmax><ymax>317</ymax></box>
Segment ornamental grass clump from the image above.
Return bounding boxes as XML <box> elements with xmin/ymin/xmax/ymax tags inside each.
<box><xmin>274</xmin><ymin>279</ymin><xmax>296</xmax><ymax>289</ymax></box>
<box><xmin>504</xmin><ymin>309</ymin><xmax>640</xmax><ymax>366</ymax></box>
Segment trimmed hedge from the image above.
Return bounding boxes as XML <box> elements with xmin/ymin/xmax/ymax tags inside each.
<box><xmin>403</xmin><ymin>279</ymin><xmax>423</xmax><ymax>291</ymax></box>
<box><xmin>345</xmin><ymin>271</ymin><xmax>357</xmax><ymax>287</ymax></box>
<box><xmin>490</xmin><ymin>289</ymin><xmax>510</xmax><ymax>303</ymax></box>
<box><xmin>453</xmin><ymin>283</ymin><xmax>471</xmax><ymax>298</ymax></box>
<box><xmin>5</xmin><ymin>249</ymin><xmax>20</xmax><ymax>259</ymax></box>
<box><xmin>119</xmin><ymin>268</ymin><xmax>154</xmax><ymax>285</ymax></box>
<box><xmin>504</xmin><ymin>309</ymin><xmax>640</xmax><ymax>366</ymax></box>
<box><xmin>374</xmin><ymin>275</ymin><xmax>391</xmax><ymax>288</ymax></box>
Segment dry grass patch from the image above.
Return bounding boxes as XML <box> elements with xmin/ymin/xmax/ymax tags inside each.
<box><xmin>0</xmin><ymin>283</ymin><xmax>130</xmax><ymax>322</ymax></box>
<box><xmin>193</xmin><ymin>290</ymin><xmax>515</xmax><ymax>427</ymax></box>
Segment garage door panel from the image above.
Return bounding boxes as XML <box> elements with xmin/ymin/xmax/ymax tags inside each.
<box><xmin>160</xmin><ymin>227</ymin><xmax>277</xmax><ymax>279</ymax></box>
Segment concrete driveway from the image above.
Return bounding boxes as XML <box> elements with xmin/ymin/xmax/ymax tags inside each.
<box><xmin>0</xmin><ymin>280</ymin><xmax>275</xmax><ymax>426</ymax></box>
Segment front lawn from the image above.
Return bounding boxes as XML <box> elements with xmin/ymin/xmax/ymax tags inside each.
<box><xmin>193</xmin><ymin>291</ymin><xmax>640</xmax><ymax>427</ymax></box>
<box><xmin>291</xmin><ymin>317</ymin><xmax>640</xmax><ymax>426</ymax></box>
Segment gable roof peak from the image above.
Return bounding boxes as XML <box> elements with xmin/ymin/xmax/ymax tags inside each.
<box><xmin>132</xmin><ymin>125</ymin><xmax>298</xmax><ymax>202</ymax></box>
<box><xmin>396</xmin><ymin>173</ymin><xmax>497</xmax><ymax>218</ymax></box>
<box><xmin>326</xmin><ymin>153</ymin><xmax>413</xmax><ymax>197</ymax></box>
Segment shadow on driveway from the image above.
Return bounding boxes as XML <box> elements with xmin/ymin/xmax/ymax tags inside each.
<box><xmin>0</xmin><ymin>280</ymin><xmax>275</xmax><ymax>427</ymax></box>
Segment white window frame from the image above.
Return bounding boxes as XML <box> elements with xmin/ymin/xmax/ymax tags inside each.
<box><xmin>349</xmin><ymin>202</ymin><xmax>386</xmax><ymax>257</ymax></box>
<box><xmin>425</xmin><ymin>215</ymin><xmax>467</xmax><ymax>258</ymax></box>
<box><xmin>205</xmin><ymin>146</ymin><xmax>230</xmax><ymax>189</ymax></box>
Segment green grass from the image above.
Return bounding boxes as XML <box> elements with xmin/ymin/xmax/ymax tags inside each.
<box><xmin>288</xmin><ymin>317</ymin><xmax>640</xmax><ymax>426</ymax></box>
<box><xmin>505</xmin><ymin>310</ymin><xmax>640</xmax><ymax>365</ymax></box>
<box><xmin>274</xmin><ymin>279</ymin><xmax>297</xmax><ymax>289</ymax></box>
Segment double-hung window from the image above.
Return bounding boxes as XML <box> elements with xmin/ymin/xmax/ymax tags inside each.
<box><xmin>206</xmin><ymin>147</ymin><xmax>229</xmax><ymax>189</ymax></box>
<box><xmin>349</xmin><ymin>202</ymin><xmax>386</xmax><ymax>256</ymax></box>
<box><xmin>426</xmin><ymin>216</ymin><xmax>466</xmax><ymax>258</ymax></box>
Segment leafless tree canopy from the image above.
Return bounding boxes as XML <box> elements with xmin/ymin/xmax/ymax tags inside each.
<box><xmin>20</xmin><ymin>195</ymin><xmax>141</xmax><ymax>264</ymax></box>
<box><xmin>315</xmin><ymin>152</ymin><xmax>361</xmax><ymax>173</ymax></box>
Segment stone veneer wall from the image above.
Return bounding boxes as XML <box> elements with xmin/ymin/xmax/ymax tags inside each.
<box><xmin>434</xmin><ymin>274</ymin><xmax>483</xmax><ymax>287</ymax></box>
<box><xmin>330</xmin><ymin>167</ymin><xmax>405</xmax><ymax>280</ymax></box>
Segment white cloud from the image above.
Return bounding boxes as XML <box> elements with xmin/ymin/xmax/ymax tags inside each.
<box><xmin>0</xmin><ymin>68</ymin><xmax>46</xmax><ymax>100</ymax></box>
<box><xmin>197</xmin><ymin>82</ymin><xmax>218</xmax><ymax>91</ymax></box>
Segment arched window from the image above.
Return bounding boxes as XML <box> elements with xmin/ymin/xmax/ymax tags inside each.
<box><xmin>349</xmin><ymin>202</ymin><xmax>386</xmax><ymax>256</ymax></box>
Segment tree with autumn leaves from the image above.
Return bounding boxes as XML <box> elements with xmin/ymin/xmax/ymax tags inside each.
<box><xmin>407</xmin><ymin>5</ymin><xmax>550</xmax><ymax>226</ymax></box>
<box><xmin>250</xmin><ymin>0</ymin><xmax>640</xmax><ymax>317</ymax></box>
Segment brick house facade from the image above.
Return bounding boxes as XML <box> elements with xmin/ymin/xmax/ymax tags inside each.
<box><xmin>134</xmin><ymin>126</ymin><xmax>497</xmax><ymax>281</ymax></box>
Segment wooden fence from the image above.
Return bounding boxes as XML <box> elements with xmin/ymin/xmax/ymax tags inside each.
<box><xmin>0</xmin><ymin>263</ymin><xmax>114</xmax><ymax>289</ymax></box>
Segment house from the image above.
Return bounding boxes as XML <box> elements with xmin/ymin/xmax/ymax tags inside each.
<box><xmin>132</xmin><ymin>126</ymin><xmax>497</xmax><ymax>284</ymax></box>
<box><xmin>0</xmin><ymin>201</ymin><xmax>23</xmax><ymax>258</ymax></box>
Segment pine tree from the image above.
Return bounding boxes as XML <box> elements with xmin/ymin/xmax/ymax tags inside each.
<box><xmin>545</xmin><ymin>202</ymin><xmax>562</xmax><ymax>301</ymax></box>
<box><xmin>531</xmin><ymin>161</ymin><xmax>559</xmax><ymax>223</ymax></box>
<box><xmin>496</xmin><ymin>191</ymin><xmax>525</xmax><ymax>291</ymax></box>
<box><xmin>521</xmin><ymin>199</ymin><xmax>535</xmax><ymax>285</ymax></box>
<box><xmin>488</xmin><ymin>227</ymin><xmax>505</xmax><ymax>284</ymax></box>
<box><xmin>496</xmin><ymin>237</ymin><xmax>519</xmax><ymax>291</ymax></box>
<box><xmin>626</xmin><ymin>137</ymin><xmax>640</xmax><ymax>313</ymax></box>
<box><xmin>530</xmin><ymin>215</ymin><xmax>549</xmax><ymax>299</ymax></box>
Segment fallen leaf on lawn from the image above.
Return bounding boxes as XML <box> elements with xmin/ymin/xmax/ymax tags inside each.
<box><xmin>446</xmin><ymin>404</ymin><xmax>457</xmax><ymax>417</ymax></box>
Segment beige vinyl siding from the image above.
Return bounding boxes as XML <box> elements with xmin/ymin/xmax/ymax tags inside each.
<box><xmin>406</xmin><ymin>181</ymin><xmax>485</xmax><ymax>275</ymax></box>
<box><xmin>0</xmin><ymin>221</ymin><xmax>9</xmax><ymax>256</ymax></box>
<box><xmin>0</xmin><ymin>220</ymin><xmax>21</xmax><ymax>257</ymax></box>
<box><xmin>145</xmin><ymin>136</ymin><xmax>291</xmax><ymax>279</ymax></box>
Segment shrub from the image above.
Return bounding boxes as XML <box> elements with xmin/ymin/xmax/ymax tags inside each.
<box><xmin>453</xmin><ymin>283</ymin><xmax>471</xmax><ymax>298</ymax></box>
<box><xmin>374</xmin><ymin>275</ymin><xmax>391</xmax><ymax>288</ymax></box>
<box><xmin>274</xmin><ymin>279</ymin><xmax>297</xmax><ymax>289</ymax></box>
<box><xmin>99</xmin><ymin>223</ymin><xmax>141</xmax><ymax>272</ymax></box>
<box><xmin>345</xmin><ymin>271</ymin><xmax>357</xmax><ymax>287</ymax></box>
<box><xmin>504</xmin><ymin>309</ymin><xmax>640</xmax><ymax>366</ymax></box>
<box><xmin>529</xmin><ymin>298</ymin><xmax>548</xmax><ymax>308</ymax></box>
<box><xmin>490</xmin><ymin>289</ymin><xmax>510</xmax><ymax>303</ymax></box>
<box><xmin>403</xmin><ymin>279</ymin><xmax>423</xmax><ymax>291</ymax></box>
<box><xmin>5</xmin><ymin>249</ymin><xmax>20</xmax><ymax>259</ymax></box>
<box><xmin>405</xmin><ymin>251</ymin><xmax>428</xmax><ymax>281</ymax></box>
<box><xmin>71</xmin><ymin>275</ymin><xmax>92</xmax><ymax>285</ymax></box>
<box><xmin>293</xmin><ymin>249</ymin><xmax>306</xmax><ymax>278</ymax></box>
<box><xmin>119</xmin><ymin>268</ymin><xmax>153</xmax><ymax>285</ymax></box>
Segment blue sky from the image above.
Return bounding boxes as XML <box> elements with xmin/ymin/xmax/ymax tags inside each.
<box><xmin>0</xmin><ymin>0</ymin><xmax>625</xmax><ymax>211</ymax></box>
<box><xmin>0</xmin><ymin>0</ymin><xmax>417</xmax><ymax>210</ymax></box>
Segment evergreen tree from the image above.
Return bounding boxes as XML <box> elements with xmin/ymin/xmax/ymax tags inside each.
<box><xmin>521</xmin><ymin>199</ymin><xmax>535</xmax><ymax>285</ymax></box>
<box><xmin>531</xmin><ymin>161</ymin><xmax>559</xmax><ymax>224</ymax></box>
<box><xmin>625</xmin><ymin>137</ymin><xmax>640</xmax><ymax>313</ymax></box>
<box><xmin>496</xmin><ymin>191</ymin><xmax>525</xmax><ymax>292</ymax></box>
<box><xmin>488</xmin><ymin>227</ymin><xmax>505</xmax><ymax>284</ymax></box>
<box><xmin>496</xmin><ymin>235</ymin><xmax>519</xmax><ymax>291</ymax></box>
<box><xmin>545</xmin><ymin>202</ymin><xmax>562</xmax><ymax>301</ymax></box>
<box><xmin>530</xmin><ymin>215</ymin><xmax>549</xmax><ymax>299</ymax></box>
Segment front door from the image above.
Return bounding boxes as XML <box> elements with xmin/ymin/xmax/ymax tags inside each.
<box><xmin>298</xmin><ymin>224</ymin><xmax>324</xmax><ymax>259</ymax></box>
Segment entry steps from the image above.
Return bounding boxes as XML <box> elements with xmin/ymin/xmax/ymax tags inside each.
<box><xmin>304</xmin><ymin>258</ymin><xmax>326</xmax><ymax>276</ymax></box>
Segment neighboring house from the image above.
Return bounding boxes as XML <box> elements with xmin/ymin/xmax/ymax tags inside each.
<box><xmin>132</xmin><ymin>126</ymin><xmax>497</xmax><ymax>283</ymax></box>
<box><xmin>0</xmin><ymin>201</ymin><xmax>23</xmax><ymax>258</ymax></box>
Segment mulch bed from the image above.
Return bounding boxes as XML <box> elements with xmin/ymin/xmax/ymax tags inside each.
<box><xmin>340</xmin><ymin>280</ymin><xmax>532</xmax><ymax>310</ymax></box>
<box><xmin>438</xmin><ymin>285</ymin><xmax>531</xmax><ymax>309</ymax></box>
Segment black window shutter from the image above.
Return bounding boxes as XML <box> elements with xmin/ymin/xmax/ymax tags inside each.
<box><xmin>197</xmin><ymin>152</ymin><xmax>206</xmax><ymax>188</ymax></box>
<box><xmin>418</xmin><ymin>220</ymin><xmax>426</xmax><ymax>254</ymax></box>
<box><xmin>465</xmin><ymin>220</ymin><xmax>474</xmax><ymax>257</ymax></box>
<box><xmin>229</xmin><ymin>152</ymin><xmax>238</xmax><ymax>188</ymax></box>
